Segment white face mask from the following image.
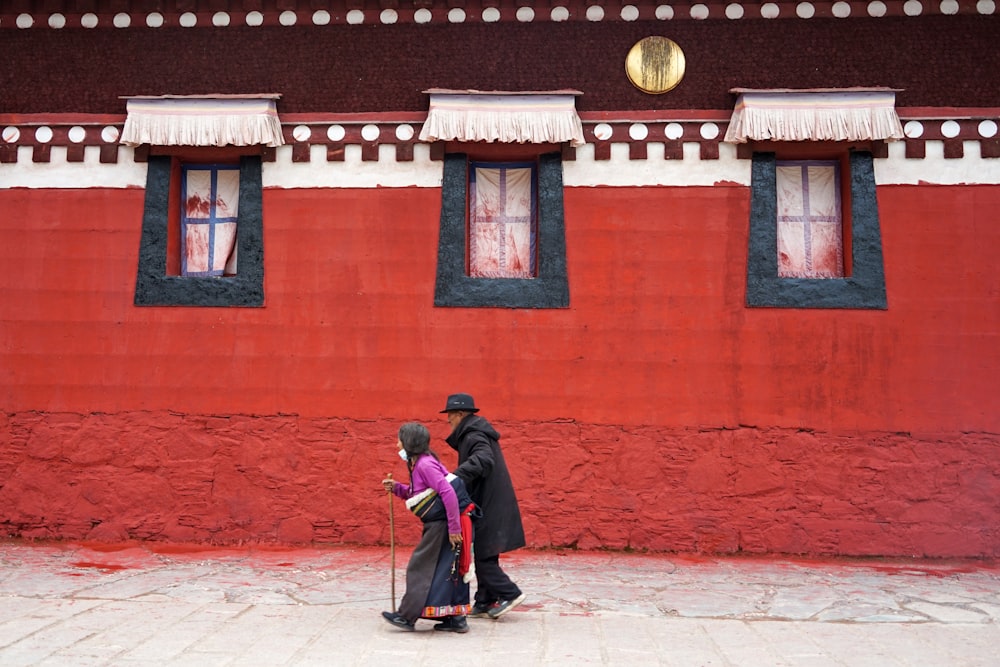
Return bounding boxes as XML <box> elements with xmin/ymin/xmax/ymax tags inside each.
<box><xmin>397</xmin><ymin>449</ymin><xmax>408</xmax><ymax>462</ymax></box>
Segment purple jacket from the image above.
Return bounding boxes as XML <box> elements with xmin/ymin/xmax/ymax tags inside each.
<box><xmin>391</xmin><ymin>454</ymin><xmax>461</xmax><ymax>534</ymax></box>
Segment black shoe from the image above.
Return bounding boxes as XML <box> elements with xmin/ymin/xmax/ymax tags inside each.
<box><xmin>470</xmin><ymin>602</ymin><xmax>496</xmax><ymax>618</ymax></box>
<box><xmin>488</xmin><ymin>593</ymin><xmax>526</xmax><ymax>618</ymax></box>
<box><xmin>381</xmin><ymin>611</ymin><xmax>415</xmax><ymax>631</ymax></box>
<box><xmin>433</xmin><ymin>616</ymin><xmax>469</xmax><ymax>633</ymax></box>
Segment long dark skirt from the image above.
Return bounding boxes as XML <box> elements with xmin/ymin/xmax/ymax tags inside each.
<box><xmin>397</xmin><ymin>520</ymin><xmax>472</xmax><ymax>621</ymax></box>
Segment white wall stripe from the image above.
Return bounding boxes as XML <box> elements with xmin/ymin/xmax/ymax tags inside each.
<box><xmin>4</xmin><ymin>140</ymin><xmax>1000</xmax><ymax>189</ymax></box>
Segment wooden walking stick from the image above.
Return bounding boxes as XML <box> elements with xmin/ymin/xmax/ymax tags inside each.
<box><xmin>387</xmin><ymin>472</ymin><xmax>396</xmax><ymax>612</ymax></box>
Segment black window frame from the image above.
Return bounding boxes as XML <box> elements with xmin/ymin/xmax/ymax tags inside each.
<box><xmin>434</xmin><ymin>151</ymin><xmax>569</xmax><ymax>309</ymax></box>
<box><xmin>746</xmin><ymin>150</ymin><xmax>887</xmax><ymax>309</ymax></box>
<box><xmin>134</xmin><ymin>154</ymin><xmax>265</xmax><ymax>307</ymax></box>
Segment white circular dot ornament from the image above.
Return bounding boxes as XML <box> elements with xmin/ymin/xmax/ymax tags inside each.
<box><xmin>327</xmin><ymin>125</ymin><xmax>346</xmax><ymax>142</ymax></box>
<box><xmin>629</xmin><ymin>124</ymin><xmax>649</xmax><ymax>141</ymax></box>
<box><xmin>690</xmin><ymin>4</ymin><xmax>710</xmax><ymax>19</ymax></box>
<box><xmin>551</xmin><ymin>7</ymin><xmax>570</xmax><ymax>21</ymax></box>
<box><xmin>796</xmin><ymin>3</ymin><xmax>816</xmax><ymax>18</ymax></box>
<box><xmin>832</xmin><ymin>1</ymin><xmax>852</xmax><ymax>17</ymax></box>
<box><xmin>867</xmin><ymin>1</ymin><xmax>888</xmax><ymax>17</ymax></box>
<box><xmin>940</xmin><ymin>120</ymin><xmax>961</xmax><ymax>139</ymax></box>
<box><xmin>395</xmin><ymin>125</ymin><xmax>415</xmax><ymax>141</ymax></box>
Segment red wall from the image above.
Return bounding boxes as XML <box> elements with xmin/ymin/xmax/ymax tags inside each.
<box><xmin>1</xmin><ymin>184</ymin><xmax>998</xmax><ymax>556</ymax></box>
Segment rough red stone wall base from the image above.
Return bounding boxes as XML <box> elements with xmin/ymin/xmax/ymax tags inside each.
<box><xmin>2</xmin><ymin>411</ymin><xmax>996</xmax><ymax>558</ymax></box>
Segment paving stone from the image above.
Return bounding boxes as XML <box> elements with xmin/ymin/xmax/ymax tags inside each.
<box><xmin>0</xmin><ymin>541</ymin><xmax>997</xmax><ymax>666</ymax></box>
<box><xmin>903</xmin><ymin>600</ymin><xmax>990</xmax><ymax>623</ymax></box>
<box><xmin>767</xmin><ymin>584</ymin><xmax>845</xmax><ymax>620</ymax></box>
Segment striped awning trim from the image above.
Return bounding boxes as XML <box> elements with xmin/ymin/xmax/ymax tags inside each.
<box><xmin>724</xmin><ymin>88</ymin><xmax>904</xmax><ymax>143</ymax></box>
<box><xmin>419</xmin><ymin>89</ymin><xmax>585</xmax><ymax>147</ymax></box>
<box><xmin>121</xmin><ymin>94</ymin><xmax>284</xmax><ymax>148</ymax></box>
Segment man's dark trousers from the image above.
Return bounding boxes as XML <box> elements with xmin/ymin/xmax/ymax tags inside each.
<box><xmin>474</xmin><ymin>555</ymin><xmax>522</xmax><ymax>603</ymax></box>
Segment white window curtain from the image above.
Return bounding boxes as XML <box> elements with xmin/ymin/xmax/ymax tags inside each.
<box><xmin>469</xmin><ymin>164</ymin><xmax>536</xmax><ymax>278</ymax></box>
<box><xmin>182</xmin><ymin>167</ymin><xmax>240</xmax><ymax>276</ymax></box>
<box><xmin>777</xmin><ymin>161</ymin><xmax>843</xmax><ymax>279</ymax></box>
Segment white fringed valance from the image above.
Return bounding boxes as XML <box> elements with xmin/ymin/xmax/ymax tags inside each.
<box><xmin>724</xmin><ymin>88</ymin><xmax>904</xmax><ymax>144</ymax></box>
<box><xmin>419</xmin><ymin>89</ymin><xmax>586</xmax><ymax>147</ymax></box>
<box><xmin>121</xmin><ymin>94</ymin><xmax>284</xmax><ymax>148</ymax></box>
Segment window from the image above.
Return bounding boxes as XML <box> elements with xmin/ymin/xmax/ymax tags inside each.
<box><xmin>727</xmin><ymin>87</ymin><xmax>898</xmax><ymax>309</ymax></box>
<box><xmin>746</xmin><ymin>150</ymin><xmax>887</xmax><ymax>309</ymax></box>
<box><xmin>124</xmin><ymin>93</ymin><xmax>281</xmax><ymax>308</ymax></box>
<box><xmin>421</xmin><ymin>89</ymin><xmax>581</xmax><ymax>309</ymax></box>
<box><xmin>469</xmin><ymin>161</ymin><xmax>538</xmax><ymax>279</ymax></box>
<box><xmin>776</xmin><ymin>160</ymin><xmax>843</xmax><ymax>279</ymax></box>
<box><xmin>434</xmin><ymin>152</ymin><xmax>569</xmax><ymax>308</ymax></box>
<box><xmin>134</xmin><ymin>154</ymin><xmax>264</xmax><ymax>307</ymax></box>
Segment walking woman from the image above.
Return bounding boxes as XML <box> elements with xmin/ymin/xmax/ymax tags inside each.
<box><xmin>381</xmin><ymin>421</ymin><xmax>477</xmax><ymax>633</ymax></box>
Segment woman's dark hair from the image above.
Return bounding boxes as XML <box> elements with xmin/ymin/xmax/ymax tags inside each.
<box><xmin>398</xmin><ymin>421</ymin><xmax>431</xmax><ymax>456</ymax></box>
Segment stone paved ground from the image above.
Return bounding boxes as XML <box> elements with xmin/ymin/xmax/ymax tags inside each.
<box><xmin>0</xmin><ymin>540</ymin><xmax>998</xmax><ymax>666</ymax></box>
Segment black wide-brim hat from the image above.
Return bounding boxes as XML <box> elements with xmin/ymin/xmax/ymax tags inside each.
<box><xmin>440</xmin><ymin>393</ymin><xmax>480</xmax><ymax>413</ymax></box>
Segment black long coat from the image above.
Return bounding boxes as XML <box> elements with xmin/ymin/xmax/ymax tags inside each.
<box><xmin>446</xmin><ymin>414</ymin><xmax>526</xmax><ymax>559</ymax></box>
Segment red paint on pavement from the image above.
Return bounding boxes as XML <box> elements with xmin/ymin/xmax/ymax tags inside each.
<box><xmin>70</xmin><ymin>561</ymin><xmax>129</xmax><ymax>572</ymax></box>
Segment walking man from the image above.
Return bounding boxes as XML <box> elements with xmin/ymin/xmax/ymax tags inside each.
<box><xmin>441</xmin><ymin>393</ymin><xmax>527</xmax><ymax>618</ymax></box>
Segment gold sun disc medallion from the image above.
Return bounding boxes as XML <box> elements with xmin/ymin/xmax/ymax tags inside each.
<box><xmin>625</xmin><ymin>36</ymin><xmax>686</xmax><ymax>95</ymax></box>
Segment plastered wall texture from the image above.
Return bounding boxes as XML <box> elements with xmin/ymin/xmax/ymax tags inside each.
<box><xmin>1</xmin><ymin>184</ymin><xmax>998</xmax><ymax>557</ymax></box>
<box><xmin>1</xmin><ymin>412</ymin><xmax>997</xmax><ymax>557</ymax></box>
